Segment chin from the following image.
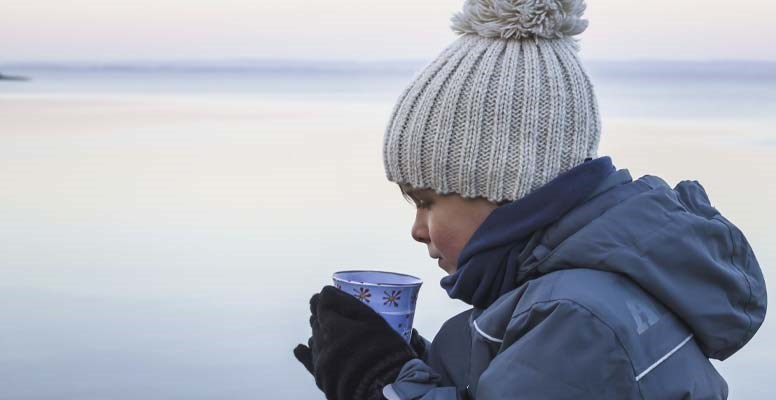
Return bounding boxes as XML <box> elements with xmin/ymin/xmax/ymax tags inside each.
<box><xmin>437</xmin><ymin>258</ymin><xmax>456</xmax><ymax>274</ymax></box>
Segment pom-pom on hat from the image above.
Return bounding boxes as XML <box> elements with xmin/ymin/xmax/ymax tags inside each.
<box><xmin>383</xmin><ymin>0</ymin><xmax>600</xmax><ymax>203</ymax></box>
<box><xmin>451</xmin><ymin>0</ymin><xmax>589</xmax><ymax>40</ymax></box>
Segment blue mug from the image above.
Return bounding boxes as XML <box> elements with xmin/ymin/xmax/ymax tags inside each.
<box><xmin>332</xmin><ymin>270</ymin><xmax>423</xmax><ymax>343</ymax></box>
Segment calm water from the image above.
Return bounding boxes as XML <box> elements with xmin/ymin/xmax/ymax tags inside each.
<box><xmin>1</xmin><ymin>61</ymin><xmax>775</xmax><ymax>399</ymax></box>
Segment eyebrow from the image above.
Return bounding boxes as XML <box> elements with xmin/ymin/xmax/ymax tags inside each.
<box><xmin>410</xmin><ymin>190</ymin><xmax>436</xmax><ymax>206</ymax></box>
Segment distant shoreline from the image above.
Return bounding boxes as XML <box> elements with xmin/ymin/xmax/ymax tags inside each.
<box><xmin>0</xmin><ymin>73</ymin><xmax>29</xmax><ymax>81</ymax></box>
<box><xmin>2</xmin><ymin>60</ymin><xmax>776</xmax><ymax>82</ymax></box>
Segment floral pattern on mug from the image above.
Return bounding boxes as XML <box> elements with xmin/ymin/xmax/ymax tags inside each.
<box><xmin>383</xmin><ymin>290</ymin><xmax>402</xmax><ymax>307</ymax></box>
<box><xmin>353</xmin><ymin>287</ymin><xmax>371</xmax><ymax>303</ymax></box>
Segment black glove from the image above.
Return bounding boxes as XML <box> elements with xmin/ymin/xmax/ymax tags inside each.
<box><xmin>409</xmin><ymin>328</ymin><xmax>429</xmax><ymax>362</ymax></box>
<box><xmin>293</xmin><ymin>285</ymin><xmax>418</xmax><ymax>400</ymax></box>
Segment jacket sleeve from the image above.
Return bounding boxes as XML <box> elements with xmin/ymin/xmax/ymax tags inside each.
<box><xmin>381</xmin><ymin>359</ymin><xmax>468</xmax><ymax>400</ymax></box>
<box><xmin>385</xmin><ymin>300</ymin><xmax>637</xmax><ymax>400</ymax></box>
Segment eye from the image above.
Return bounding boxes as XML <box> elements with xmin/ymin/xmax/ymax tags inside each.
<box><xmin>417</xmin><ymin>199</ymin><xmax>431</xmax><ymax>209</ymax></box>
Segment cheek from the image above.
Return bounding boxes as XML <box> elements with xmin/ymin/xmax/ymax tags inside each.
<box><xmin>428</xmin><ymin>218</ymin><xmax>469</xmax><ymax>262</ymax></box>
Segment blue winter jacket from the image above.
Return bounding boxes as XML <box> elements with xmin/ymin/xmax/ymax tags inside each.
<box><xmin>383</xmin><ymin>160</ymin><xmax>767</xmax><ymax>399</ymax></box>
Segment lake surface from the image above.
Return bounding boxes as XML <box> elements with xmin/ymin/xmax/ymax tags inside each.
<box><xmin>1</xmin><ymin>61</ymin><xmax>775</xmax><ymax>399</ymax></box>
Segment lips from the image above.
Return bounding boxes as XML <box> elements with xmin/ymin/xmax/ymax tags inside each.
<box><xmin>430</xmin><ymin>253</ymin><xmax>444</xmax><ymax>268</ymax></box>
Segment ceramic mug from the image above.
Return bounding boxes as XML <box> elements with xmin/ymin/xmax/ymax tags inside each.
<box><xmin>332</xmin><ymin>270</ymin><xmax>422</xmax><ymax>343</ymax></box>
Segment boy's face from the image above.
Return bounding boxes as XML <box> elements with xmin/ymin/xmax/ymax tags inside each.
<box><xmin>402</xmin><ymin>185</ymin><xmax>499</xmax><ymax>275</ymax></box>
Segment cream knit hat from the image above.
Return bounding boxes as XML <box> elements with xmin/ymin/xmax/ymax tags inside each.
<box><xmin>383</xmin><ymin>0</ymin><xmax>601</xmax><ymax>203</ymax></box>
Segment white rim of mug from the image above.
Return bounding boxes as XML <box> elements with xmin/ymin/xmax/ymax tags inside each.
<box><xmin>332</xmin><ymin>270</ymin><xmax>423</xmax><ymax>287</ymax></box>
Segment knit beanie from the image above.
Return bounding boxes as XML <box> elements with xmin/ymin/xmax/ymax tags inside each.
<box><xmin>383</xmin><ymin>0</ymin><xmax>601</xmax><ymax>203</ymax></box>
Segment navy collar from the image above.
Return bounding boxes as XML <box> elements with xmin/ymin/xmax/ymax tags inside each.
<box><xmin>440</xmin><ymin>156</ymin><xmax>616</xmax><ymax>308</ymax></box>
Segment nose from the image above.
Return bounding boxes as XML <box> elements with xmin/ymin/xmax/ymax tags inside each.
<box><xmin>411</xmin><ymin>209</ymin><xmax>429</xmax><ymax>244</ymax></box>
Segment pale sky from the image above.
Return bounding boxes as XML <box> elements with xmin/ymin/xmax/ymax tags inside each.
<box><xmin>2</xmin><ymin>0</ymin><xmax>775</xmax><ymax>62</ymax></box>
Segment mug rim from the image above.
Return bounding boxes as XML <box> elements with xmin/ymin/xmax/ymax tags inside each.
<box><xmin>332</xmin><ymin>270</ymin><xmax>423</xmax><ymax>287</ymax></box>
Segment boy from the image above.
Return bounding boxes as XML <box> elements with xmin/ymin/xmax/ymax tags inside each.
<box><xmin>293</xmin><ymin>0</ymin><xmax>767</xmax><ymax>399</ymax></box>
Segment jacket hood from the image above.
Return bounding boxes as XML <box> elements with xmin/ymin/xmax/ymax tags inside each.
<box><xmin>446</xmin><ymin>161</ymin><xmax>767</xmax><ymax>361</ymax></box>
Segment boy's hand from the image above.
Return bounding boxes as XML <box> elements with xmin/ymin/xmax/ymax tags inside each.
<box><xmin>293</xmin><ymin>285</ymin><xmax>417</xmax><ymax>400</ymax></box>
<box><xmin>409</xmin><ymin>328</ymin><xmax>429</xmax><ymax>361</ymax></box>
